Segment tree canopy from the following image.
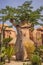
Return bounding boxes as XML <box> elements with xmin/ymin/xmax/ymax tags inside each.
<box><xmin>0</xmin><ymin>1</ymin><xmax>43</xmax><ymax>26</ymax></box>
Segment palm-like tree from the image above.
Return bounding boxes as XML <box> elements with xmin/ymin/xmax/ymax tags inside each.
<box><xmin>0</xmin><ymin>1</ymin><xmax>43</xmax><ymax>60</ymax></box>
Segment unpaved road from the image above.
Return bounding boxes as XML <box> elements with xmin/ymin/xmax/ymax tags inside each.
<box><xmin>4</xmin><ymin>61</ymin><xmax>31</xmax><ymax>65</ymax></box>
<box><xmin>4</xmin><ymin>61</ymin><xmax>43</xmax><ymax>65</ymax></box>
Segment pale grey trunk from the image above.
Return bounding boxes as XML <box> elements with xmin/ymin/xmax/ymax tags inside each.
<box><xmin>15</xmin><ymin>26</ymin><xmax>24</xmax><ymax>61</ymax></box>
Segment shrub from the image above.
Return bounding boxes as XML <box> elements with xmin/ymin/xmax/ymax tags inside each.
<box><xmin>6</xmin><ymin>45</ymin><xmax>14</xmax><ymax>63</ymax></box>
<box><xmin>0</xmin><ymin>47</ymin><xmax>6</xmax><ymax>63</ymax></box>
<box><xmin>0</xmin><ymin>62</ymin><xmax>3</xmax><ymax>65</ymax></box>
<box><xmin>24</xmin><ymin>40</ymin><xmax>35</xmax><ymax>60</ymax></box>
<box><xmin>39</xmin><ymin>45</ymin><xmax>43</xmax><ymax>62</ymax></box>
<box><xmin>31</xmin><ymin>54</ymin><xmax>41</xmax><ymax>65</ymax></box>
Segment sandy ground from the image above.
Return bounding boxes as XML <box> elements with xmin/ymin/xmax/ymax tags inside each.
<box><xmin>4</xmin><ymin>61</ymin><xmax>43</xmax><ymax>65</ymax></box>
<box><xmin>4</xmin><ymin>61</ymin><xmax>31</xmax><ymax>65</ymax></box>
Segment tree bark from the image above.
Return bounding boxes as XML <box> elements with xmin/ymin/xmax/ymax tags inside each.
<box><xmin>15</xmin><ymin>25</ymin><xmax>24</xmax><ymax>61</ymax></box>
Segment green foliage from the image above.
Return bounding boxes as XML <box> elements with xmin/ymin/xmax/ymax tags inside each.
<box><xmin>0</xmin><ymin>37</ymin><xmax>13</xmax><ymax>63</ymax></box>
<box><xmin>16</xmin><ymin>1</ymin><xmax>33</xmax><ymax>22</ymax></box>
<box><xmin>3</xmin><ymin>37</ymin><xmax>13</xmax><ymax>62</ymax></box>
<box><xmin>15</xmin><ymin>1</ymin><xmax>43</xmax><ymax>26</ymax></box>
<box><xmin>1</xmin><ymin>47</ymin><xmax>6</xmax><ymax>57</ymax></box>
<box><xmin>38</xmin><ymin>45</ymin><xmax>43</xmax><ymax>61</ymax></box>
<box><xmin>31</xmin><ymin>55</ymin><xmax>40</xmax><ymax>62</ymax></box>
<box><xmin>31</xmin><ymin>54</ymin><xmax>41</xmax><ymax>65</ymax></box>
<box><xmin>3</xmin><ymin>37</ymin><xmax>13</xmax><ymax>48</ymax></box>
<box><xmin>3</xmin><ymin>37</ymin><xmax>13</xmax><ymax>44</ymax></box>
<box><xmin>0</xmin><ymin>62</ymin><xmax>3</xmax><ymax>65</ymax></box>
<box><xmin>39</xmin><ymin>45</ymin><xmax>43</xmax><ymax>49</ymax></box>
<box><xmin>6</xmin><ymin>45</ymin><xmax>14</xmax><ymax>62</ymax></box>
<box><xmin>0</xmin><ymin>47</ymin><xmax>6</xmax><ymax>63</ymax></box>
<box><xmin>6</xmin><ymin>46</ymin><xmax>13</xmax><ymax>57</ymax></box>
<box><xmin>0</xmin><ymin>1</ymin><xmax>43</xmax><ymax>26</ymax></box>
<box><xmin>0</xmin><ymin>37</ymin><xmax>14</xmax><ymax>63</ymax></box>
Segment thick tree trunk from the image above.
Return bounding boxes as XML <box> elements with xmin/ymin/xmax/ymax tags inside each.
<box><xmin>15</xmin><ymin>26</ymin><xmax>24</xmax><ymax>61</ymax></box>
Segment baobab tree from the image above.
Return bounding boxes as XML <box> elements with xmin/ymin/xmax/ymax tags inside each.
<box><xmin>0</xmin><ymin>1</ymin><xmax>43</xmax><ymax>60</ymax></box>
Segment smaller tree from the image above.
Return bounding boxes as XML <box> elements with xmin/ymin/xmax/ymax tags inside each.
<box><xmin>0</xmin><ymin>37</ymin><xmax>13</xmax><ymax>63</ymax></box>
<box><xmin>3</xmin><ymin>37</ymin><xmax>13</xmax><ymax>63</ymax></box>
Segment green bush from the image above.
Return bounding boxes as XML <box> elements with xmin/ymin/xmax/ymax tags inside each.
<box><xmin>6</xmin><ymin>45</ymin><xmax>14</xmax><ymax>63</ymax></box>
<box><xmin>39</xmin><ymin>45</ymin><xmax>43</xmax><ymax>62</ymax></box>
<box><xmin>31</xmin><ymin>54</ymin><xmax>41</xmax><ymax>65</ymax></box>
<box><xmin>0</xmin><ymin>47</ymin><xmax>6</xmax><ymax>63</ymax></box>
<box><xmin>0</xmin><ymin>62</ymin><xmax>3</xmax><ymax>65</ymax></box>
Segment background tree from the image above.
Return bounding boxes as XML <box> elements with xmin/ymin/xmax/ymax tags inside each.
<box><xmin>0</xmin><ymin>37</ymin><xmax>13</xmax><ymax>63</ymax></box>
<box><xmin>0</xmin><ymin>15</ymin><xmax>12</xmax><ymax>62</ymax></box>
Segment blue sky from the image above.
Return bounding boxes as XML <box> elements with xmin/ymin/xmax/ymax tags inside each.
<box><xmin>0</xmin><ymin>0</ymin><xmax>43</xmax><ymax>29</ymax></box>
<box><xmin>0</xmin><ymin>0</ymin><xmax>43</xmax><ymax>9</ymax></box>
